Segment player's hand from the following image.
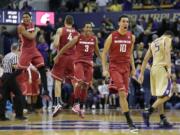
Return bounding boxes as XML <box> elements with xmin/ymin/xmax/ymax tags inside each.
<box><xmin>35</xmin><ymin>27</ymin><xmax>40</xmax><ymax>32</ymax></box>
<box><xmin>166</xmin><ymin>72</ymin><xmax>171</xmax><ymax>79</ymax></box>
<box><xmin>28</xmin><ymin>79</ymin><xmax>32</xmax><ymax>84</ymax></box>
<box><xmin>138</xmin><ymin>73</ymin><xmax>144</xmax><ymax>84</ymax></box>
<box><xmin>102</xmin><ymin>70</ymin><xmax>109</xmax><ymax>78</ymax></box>
<box><xmin>53</xmin><ymin>56</ymin><xmax>59</xmax><ymax>64</ymax></box>
<box><xmin>131</xmin><ymin>69</ymin><xmax>136</xmax><ymax>77</ymax></box>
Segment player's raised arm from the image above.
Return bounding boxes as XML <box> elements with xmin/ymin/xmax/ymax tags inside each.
<box><xmin>17</xmin><ymin>25</ymin><xmax>40</xmax><ymax>40</ymax></box>
<box><xmin>102</xmin><ymin>34</ymin><xmax>112</xmax><ymax>77</ymax></box>
<box><xmin>53</xmin><ymin>28</ymin><xmax>62</xmax><ymax>48</ymax></box>
<box><xmin>94</xmin><ymin>37</ymin><xmax>101</xmax><ymax>60</ymax></box>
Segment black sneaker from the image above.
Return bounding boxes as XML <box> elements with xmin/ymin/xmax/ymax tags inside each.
<box><xmin>142</xmin><ymin>112</ymin><xmax>150</xmax><ymax>127</ymax></box>
<box><xmin>129</xmin><ymin>124</ymin><xmax>138</xmax><ymax>133</ymax></box>
<box><xmin>15</xmin><ymin>116</ymin><xmax>27</xmax><ymax>120</ymax></box>
<box><xmin>0</xmin><ymin>117</ymin><xmax>10</xmax><ymax>121</ymax></box>
<box><xmin>159</xmin><ymin>118</ymin><xmax>173</xmax><ymax>128</ymax></box>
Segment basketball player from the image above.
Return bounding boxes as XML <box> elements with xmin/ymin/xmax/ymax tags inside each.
<box><xmin>138</xmin><ymin>31</ymin><xmax>174</xmax><ymax>128</ymax></box>
<box><xmin>51</xmin><ymin>15</ymin><xmax>79</xmax><ymax>116</ymax></box>
<box><xmin>102</xmin><ymin>15</ymin><xmax>138</xmax><ymax>132</ymax></box>
<box><xmin>53</xmin><ymin>22</ymin><xmax>101</xmax><ymax>118</ymax></box>
<box><xmin>17</xmin><ymin>12</ymin><xmax>50</xmax><ymax>101</ymax></box>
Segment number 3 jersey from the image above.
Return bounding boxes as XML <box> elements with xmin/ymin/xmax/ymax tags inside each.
<box><xmin>58</xmin><ymin>27</ymin><xmax>79</xmax><ymax>55</ymax></box>
<box><xmin>75</xmin><ymin>34</ymin><xmax>96</xmax><ymax>65</ymax></box>
<box><xmin>109</xmin><ymin>31</ymin><xmax>132</xmax><ymax>64</ymax></box>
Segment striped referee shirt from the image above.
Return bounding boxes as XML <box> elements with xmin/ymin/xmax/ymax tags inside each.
<box><xmin>2</xmin><ymin>52</ymin><xmax>18</xmax><ymax>73</ymax></box>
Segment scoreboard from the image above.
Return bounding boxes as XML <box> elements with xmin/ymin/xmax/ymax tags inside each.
<box><xmin>0</xmin><ymin>10</ymin><xmax>54</xmax><ymax>26</ymax></box>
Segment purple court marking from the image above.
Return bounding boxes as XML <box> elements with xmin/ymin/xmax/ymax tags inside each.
<box><xmin>0</xmin><ymin>120</ymin><xmax>179</xmax><ymax>131</ymax></box>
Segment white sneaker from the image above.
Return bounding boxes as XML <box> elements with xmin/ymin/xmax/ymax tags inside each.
<box><xmin>72</xmin><ymin>104</ymin><xmax>80</xmax><ymax>113</ymax></box>
<box><xmin>72</xmin><ymin>104</ymin><xmax>85</xmax><ymax>118</ymax></box>
<box><xmin>52</xmin><ymin>104</ymin><xmax>62</xmax><ymax>117</ymax></box>
<box><xmin>48</xmin><ymin>106</ymin><xmax>52</xmax><ymax>113</ymax></box>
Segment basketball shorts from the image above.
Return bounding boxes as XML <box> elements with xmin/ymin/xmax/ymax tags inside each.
<box><xmin>51</xmin><ymin>55</ymin><xmax>74</xmax><ymax>81</ymax></box>
<box><xmin>109</xmin><ymin>63</ymin><xmax>130</xmax><ymax>94</ymax></box>
<box><xmin>18</xmin><ymin>48</ymin><xmax>44</xmax><ymax>69</ymax></box>
<box><xmin>150</xmin><ymin>66</ymin><xmax>172</xmax><ymax>97</ymax></box>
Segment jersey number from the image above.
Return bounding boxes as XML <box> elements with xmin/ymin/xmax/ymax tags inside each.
<box><xmin>85</xmin><ymin>45</ymin><xmax>89</xmax><ymax>52</ymax></box>
<box><xmin>120</xmin><ymin>44</ymin><xmax>127</xmax><ymax>52</ymax></box>
<box><xmin>67</xmin><ymin>33</ymin><xmax>73</xmax><ymax>41</ymax></box>
<box><xmin>154</xmin><ymin>42</ymin><xmax>160</xmax><ymax>53</ymax></box>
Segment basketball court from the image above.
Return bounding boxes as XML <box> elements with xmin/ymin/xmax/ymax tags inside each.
<box><xmin>0</xmin><ymin>109</ymin><xmax>180</xmax><ymax>135</ymax></box>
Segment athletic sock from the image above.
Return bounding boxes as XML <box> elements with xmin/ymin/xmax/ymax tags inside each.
<box><xmin>124</xmin><ymin>111</ymin><xmax>133</xmax><ymax>125</ymax></box>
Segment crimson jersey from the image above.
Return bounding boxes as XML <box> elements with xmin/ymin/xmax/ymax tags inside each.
<box><xmin>18</xmin><ymin>22</ymin><xmax>36</xmax><ymax>50</ymax></box>
<box><xmin>58</xmin><ymin>27</ymin><xmax>79</xmax><ymax>55</ymax></box>
<box><xmin>75</xmin><ymin>34</ymin><xmax>96</xmax><ymax>64</ymax></box>
<box><xmin>109</xmin><ymin>31</ymin><xmax>132</xmax><ymax>64</ymax></box>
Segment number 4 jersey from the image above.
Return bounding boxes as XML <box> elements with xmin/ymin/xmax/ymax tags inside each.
<box><xmin>109</xmin><ymin>31</ymin><xmax>132</xmax><ymax>64</ymax></box>
<box><xmin>58</xmin><ymin>27</ymin><xmax>79</xmax><ymax>55</ymax></box>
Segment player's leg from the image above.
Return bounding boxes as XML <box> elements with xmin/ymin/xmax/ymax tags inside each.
<box><xmin>158</xmin><ymin>103</ymin><xmax>172</xmax><ymax>127</ymax></box>
<box><xmin>110</xmin><ymin>69</ymin><xmax>138</xmax><ymax>132</ymax></box>
<box><xmin>31</xmin><ymin>52</ymin><xmax>50</xmax><ymax>100</ymax></box>
<box><xmin>79</xmin><ymin>64</ymin><xmax>93</xmax><ymax>109</ymax></box>
<box><xmin>143</xmin><ymin>66</ymin><xmax>172</xmax><ymax>127</ymax></box>
<box><xmin>52</xmin><ymin>80</ymin><xmax>63</xmax><ymax>117</ymax></box>
<box><xmin>11</xmin><ymin>77</ymin><xmax>27</xmax><ymax>120</ymax></box>
<box><xmin>54</xmin><ymin>80</ymin><xmax>63</xmax><ymax>105</ymax></box>
<box><xmin>72</xmin><ymin>62</ymin><xmax>85</xmax><ymax>117</ymax></box>
<box><xmin>144</xmin><ymin>96</ymin><xmax>170</xmax><ymax>124</ymax></box>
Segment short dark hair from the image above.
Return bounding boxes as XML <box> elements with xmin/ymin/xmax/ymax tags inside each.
<box><xmin>22</xmin><ymin>12</ymin><xmax>31</xmax><ymax>17</ymax></box>
<box><xmin>84</xmin><ymin>22</ymin><xmax>92</xmax><ymax>27</ymax></box>
<box><xmin>65</xmin><ymin>15</ymin><xmax>74</xmax><ymax>25</ymax></box>
<box><xmin>163</xmin><ymin>31</ymin><xmax>174</xmax><ymax>38</ymax></box>
<box><xmin>118</xmin><ymin>15</ymin><xmax>129</xmax><ymax>22</ymax></box>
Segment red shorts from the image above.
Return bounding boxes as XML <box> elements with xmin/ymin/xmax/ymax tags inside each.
<box><xmin>51</xmin><ymin>55</ymin><xmax>74</xmax><ymax>81</ymax></box>
<box><xmin>27</xmin><ymin>70</ymin><xmax>40</xmax><ymax>96</ymax></box>
<box><xmin>18</xmin><ymin>48</ymin><xmax>44</xmax><ymax>69</ymax></box>
<box><xmin>16</xmin><ymin>70</ymin><xmax>28</xmax><ymax>95</ymax></box>
<box><xmin>109</xmin><ymin>63</ymin><xmax>130</xmax><ymax>94</ymax></box>
<box><xmin>16</xmin><ymin>70</ymin><xmax>40</xmax><ymax>96</ymax></box>
<box><xmin>74</xmin><ymin>61</ymin><xmax>93</xmax><ymax>85</ymax></box>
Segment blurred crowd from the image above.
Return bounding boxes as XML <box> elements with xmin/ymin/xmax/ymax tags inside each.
<box><xmin>0</xmin><ymin>0</ymin><xmax>179</xmax><ymax>12</ymax></box>
<box><xmin>50</xmin><ymin>0</ymin><xmax>180</xmax><ymax>12</ymax></box>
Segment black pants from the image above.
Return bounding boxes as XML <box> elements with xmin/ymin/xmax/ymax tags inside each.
<box><xmin>0</xmin><ymin>73</ymin><xmax>23</xmax><ymax>118</ymax></box>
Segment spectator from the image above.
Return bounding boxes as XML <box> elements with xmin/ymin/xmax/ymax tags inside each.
<box><xmin>100</xmin><ymin>17</ymin><xmax>115</xmax><ymax>38</ymax></box>
<box><xmin>173</xmin><ymin>0</ymin><xmax>180</xmax><ymax>9</ymax></box>
<box><xmin>37</xmin><ymin>35</ymin><xmax>49</xmax><ymax>67</ymax></box>
<box><xmin>98</xmin><ymin>80</ymin><xmax>109</xmax><ymax>109</ymax></box>
<box><xmin>1</xmin><ymin>26</ymin><xmax>13</xmax><ymax>55</ymax></box>
<box><xmin>108</xmin><ymin>1</ymin><xmax>122</xmax><ymax>12</ymax></box>
<box><xmin>123</xmin><ymin>0</ymin><xmax>133</xmax><ymax>11</ymax></box>
<box><xmin>96</xmin><ymin>0</ymin><xmax>109</xmax><ymax>12</ymax></box>
<box><xmin>21</xmin><ymin>1</ymin><xmax>33</xmax><ymax>11</ymax></box>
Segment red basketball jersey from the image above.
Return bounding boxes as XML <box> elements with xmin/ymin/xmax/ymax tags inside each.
<box><xmin>75</xmin><ymin>34</ymin><xmax>96</xmax><ymax>65</ymax></box>
<box><xmin>58</xmin><ymin>27</ymin><xmax>79</xmax><ymax>55</ymax></box>
<box><xmin>18</xmin><ymin>22</ymin><xmax>36</xmax><ymax>50</ymax></box>
<box><xmin>109</xmin><ymin>31</ymin><xmax>132</xmax><ymax>64</ymax></box>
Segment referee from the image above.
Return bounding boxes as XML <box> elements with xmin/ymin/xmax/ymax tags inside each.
<box><xmin>0</xmin><ymin>43</ymin><xmax>26</xmax><ymax>120</ymax></box>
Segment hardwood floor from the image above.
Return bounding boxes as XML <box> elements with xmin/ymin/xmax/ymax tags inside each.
<box><xmin>0</xmin><ymin>109</ymin><xmax>180</xmax><ymax>135</ymax></box>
